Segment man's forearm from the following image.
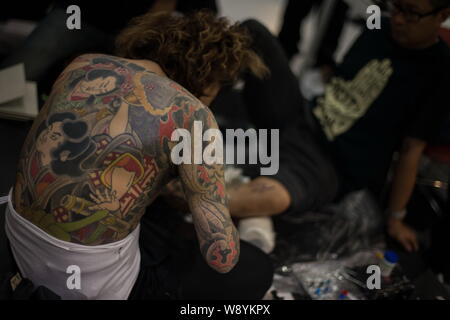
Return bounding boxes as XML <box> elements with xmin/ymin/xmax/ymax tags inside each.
<box><xmin>387</xmin><ymin>153</ymin><xmax>421</xmax><ymax>216</ymax></box>
<box><xmin>189</xmin><ymin>193</ymin><xmax>240</xmax><ymax>274</ymax></box>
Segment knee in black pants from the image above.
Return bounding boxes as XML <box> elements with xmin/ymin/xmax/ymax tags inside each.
<box><xmin>180</xmin><ymin>241</ymin><xmax>274</xmax><ymax>300</ymax></box>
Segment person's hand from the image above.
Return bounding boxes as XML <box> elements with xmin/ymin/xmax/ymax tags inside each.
<box><xmin>388</xmin><ymin>218</ymin><xmax>419</xmax><ymax>252</ymax></box>
<box><xmin>89</xmin><ymin>188</ymin><xmax>121</xmax><ymax>212</ymax></box>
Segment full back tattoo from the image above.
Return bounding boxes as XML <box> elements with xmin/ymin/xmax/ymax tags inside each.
<box><xmin>13</xmin><ymin>54</ymin><xmax>239</xmax><ymax>271</ymax></box>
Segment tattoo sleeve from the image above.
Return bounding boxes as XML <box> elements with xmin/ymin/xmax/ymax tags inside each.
<box><xmin>177</xmin><ymin>105</ymin><xmax>240</xmax><ymax>273</ymax></box>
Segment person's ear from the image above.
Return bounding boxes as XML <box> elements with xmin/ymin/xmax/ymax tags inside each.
<box><xmin>59</xmin><ymin>150</ymin><xmax>71</xmax><ymax>162</ymax></box>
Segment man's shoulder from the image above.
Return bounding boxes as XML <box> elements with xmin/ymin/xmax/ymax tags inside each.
<box><xmin>59</xmin><ymin>54</ymin><xmax>211</xmax><ymax>128</ymax></box>
<box><xmin>67</xmin><ymin>54</ymin><xmax>205</xmax><ymax>108</ymax></box>
<box><xmin>131</xmin><ymin>70</ymin><xmax>207</xmax><ymax>121</ymax></box>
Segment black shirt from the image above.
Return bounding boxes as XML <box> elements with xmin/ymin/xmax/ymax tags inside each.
<box><xmin>312</xmin><ymin>19</ymin><xmax>450</xmax><ymax>194</ymax></box>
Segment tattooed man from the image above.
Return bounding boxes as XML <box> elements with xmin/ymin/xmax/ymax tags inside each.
<box><xmin>5</xmin><ymin>11</ymin><xmax>273</xmax><ymax>299</ymax></box>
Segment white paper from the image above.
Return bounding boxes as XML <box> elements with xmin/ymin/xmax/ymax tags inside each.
<box><xmin>0</xmin><ymin>81</ymin><xmax>38</xmax><ymax>120</ymax></box>
<box><xmin>0</xmin><ymin>63</ymin><xmax>26</xmax><ymax>104</ymax></box>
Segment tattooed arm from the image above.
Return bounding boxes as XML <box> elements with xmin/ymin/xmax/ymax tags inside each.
<box><xmin>177</xmin><ymin>105</ymin><xmax>240</xmax><ymax>274</ymax></box>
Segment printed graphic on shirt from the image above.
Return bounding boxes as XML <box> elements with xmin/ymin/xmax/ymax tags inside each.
<box><xmin>313</xmin><ymin>59</ymin><xmax>393</xmax><ymax>140</ymax></box>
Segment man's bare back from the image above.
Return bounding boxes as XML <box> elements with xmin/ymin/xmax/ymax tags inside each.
<box><xmin>12</xmin><ymin>54</ymin><xmax>232</xmax><ymax>254</ymax></box>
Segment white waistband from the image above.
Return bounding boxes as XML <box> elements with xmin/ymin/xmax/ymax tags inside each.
<box><xmin>4</xmin><ymin>188</ymin><xmax>141</xmax><ymax>300</ymax></box>
<box><xmin>5</xmin><ymin>189</ymin><xmax>140</xmax><ymax>252</ymax></box>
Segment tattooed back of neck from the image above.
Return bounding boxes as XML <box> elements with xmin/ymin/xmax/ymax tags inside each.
<box><xmin>13</xmin><ymin>54</ymin><xmax>205</xmax><ymax>245</ymax></box>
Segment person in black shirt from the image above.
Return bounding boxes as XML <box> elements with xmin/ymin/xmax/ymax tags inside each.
<box><xmin>227</xmin><ymin>0</ymin><xmax>450</xmax><ymax>254</ymax></box>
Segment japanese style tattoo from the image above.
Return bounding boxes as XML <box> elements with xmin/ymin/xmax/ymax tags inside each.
<box><xmin>13</xmin><ymin>54</ymin><xmax>239</xmax><ymax>272</ymax></box>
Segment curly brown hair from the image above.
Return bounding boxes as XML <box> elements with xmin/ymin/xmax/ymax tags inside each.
<box><xmin>115</xmin><ymin>10</ymin><xmax>269</xmax><ymax>97</ymax></box>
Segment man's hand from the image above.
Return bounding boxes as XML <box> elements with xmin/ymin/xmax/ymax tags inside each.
<box><xmin>89</xmin><ymin>188</ymin><xmax>120</xmax><ymax>212</ymax></box>
<box><xmin>388</xmin><ymin>218</ymin><xmax>419</xmax><ymax>252</ymax></box>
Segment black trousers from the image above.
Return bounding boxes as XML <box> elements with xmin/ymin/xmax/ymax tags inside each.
<box><xmin>278</xmin><ymin>0</ymin><xmax>348</xmax><ymax>64</ymax></box>
<box><xmin>128</xmin><ymin>202</ymin><xmax>274</xmax><ymax>300</ymax></box>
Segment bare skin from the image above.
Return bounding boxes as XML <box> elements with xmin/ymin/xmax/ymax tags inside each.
<box><xmin>227</xmin><ymin>177</ymin><xmax>291</xmax><ymax>218</ymax></box>
<box><xmin>387</xmin><ymin>137</ymin><xmax>425</xmax><ymax>252</ymax></box>
<box><xmin>13</xmin><ymin>54</ymin><xmax>239</xmax><ymax>273</ymax></box>
<box><xmin>389</xmin><ymin>0</ymin><xmax>450</xmax><ymax>49</ymax></box>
